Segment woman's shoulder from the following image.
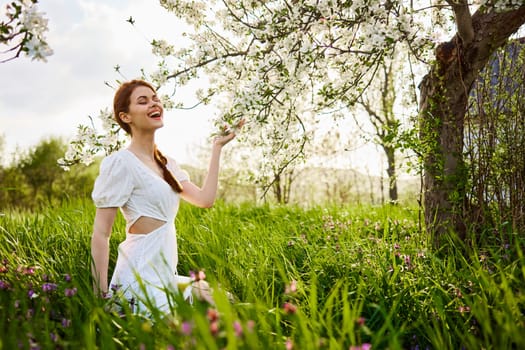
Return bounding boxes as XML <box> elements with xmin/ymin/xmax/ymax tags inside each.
<box><xmin>99</xmin><ymin>149</ymin><xmax>131</xmax><ymax>169</ymax></box>
<box><xmin>105</xmin><ymin>149</ymin><xmax>131</xmax><ymax>161</ymax></box>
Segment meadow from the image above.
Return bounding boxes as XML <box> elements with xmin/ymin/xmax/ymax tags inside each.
<box><xmin>0</xmin><ymin>198</ymin><xmax>523</xmax><ymax>349</ymax></box>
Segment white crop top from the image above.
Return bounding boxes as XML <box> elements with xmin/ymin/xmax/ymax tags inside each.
<box><xmin>92</xmin><ymin>149</ymin><xmax>189</xmax><ymax>231</ymax></box>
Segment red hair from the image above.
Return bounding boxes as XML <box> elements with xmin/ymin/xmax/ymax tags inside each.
<box><xmin>113</xmin><ymin>80</ymin><xmax>183</xmax><ymax>193</ymax></box>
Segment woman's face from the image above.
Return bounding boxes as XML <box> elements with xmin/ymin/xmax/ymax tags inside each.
<box><xmin>122</xmin><ymin>85</ymin><xmax>164</xmax><ymax>133</ymax></box>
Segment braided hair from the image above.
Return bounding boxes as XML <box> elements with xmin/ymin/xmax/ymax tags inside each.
<box><xmin>153</xmin><ymin>145</ymin><xmax>183</xmax><ymax>193</ymax></box>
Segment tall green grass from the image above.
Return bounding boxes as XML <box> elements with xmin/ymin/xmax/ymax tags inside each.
<box><xmin>0</xmin><ymin>199</ymin><xmax>524</xmax><ymax>349</ymax></box>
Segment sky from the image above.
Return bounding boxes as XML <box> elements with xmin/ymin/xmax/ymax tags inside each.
<box><xmin>0</xmin><ymin>0</ymin><xmax>214</xmax><ymax>166</ymax></box>
<box><xmin>0</xmin><ymin>0</ymin><xmax>393</xmax><ymax>176</ymax></box>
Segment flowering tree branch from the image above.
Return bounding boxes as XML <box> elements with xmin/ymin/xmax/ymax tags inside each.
<box><xmin>0</xmin><ymin>0</ymin><xmax>53</xmax><ymax>63</ymax></box>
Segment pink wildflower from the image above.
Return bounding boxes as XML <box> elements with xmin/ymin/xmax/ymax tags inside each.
<box><xmin>180</xmin><ymin>321</ymin><xmax>193</xmax><ymax>336</ymax></box>
<box><xmin>246</xmin><ymin>320</ymin><xmax>255</xmax><ymax>332</ymax></box>
<box><xmin>233</xmin><ymin>320</ymin><xmax>243</xmax><ymax>337</ymax></box>
<box><xmin>459</xmin><ymin>306</ymin><xmax>470</xmax><ymax>314</ymax></box>
<box><xmin>285</xmin><ymin>280</ymin><xmax>297</xmax><ymax>294</ymax></box>
<box><xmin>210</xmin><ymin>320</ymin><xmax>220</xmax><ymax>336</ymax></box>
<box><xmin>207</xmin><ymin>308</ymin><xmax>219</xmax><ymax>322</ymax></box>
<box><xmin>283</xmin><ymin>302</ymin><xmax>297</xmax><ymax>314</ymax></box>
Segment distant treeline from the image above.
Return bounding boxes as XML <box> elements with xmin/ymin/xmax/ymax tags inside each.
<box><xmin>0</xmin><ymin>138</ymin><xmax>98</xmax><ymax>209</ymax></box>
<box><xmin>0</xmin><ymin>137</ymin><xmax>421</xmax><ymax>211</ymax></box>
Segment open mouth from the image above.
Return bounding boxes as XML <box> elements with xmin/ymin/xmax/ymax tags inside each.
<box><xmin>148</xmin><ymin>111</ymin><xmax>162</xmax><ymax>118</ymax></box>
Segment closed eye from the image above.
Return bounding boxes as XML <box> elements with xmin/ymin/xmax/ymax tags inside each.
<box><xmin>136</xmin><ymin>95</ymin><xmax>160</xmax><ymax>104</ymax></box>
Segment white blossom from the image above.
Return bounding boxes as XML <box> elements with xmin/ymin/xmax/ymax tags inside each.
<box><xmin>21</xmin><ymin>5</ymin><xmax>49</xmax><ymax>34</ymax></box>
<box><xmin>20</xmin><ymin>2</ymin><xmax>53</xmax><ymax>61</ymax></box>
<box><xmin>160</xmin><ymin>94</ymin><xmax>174</xmax><ymax>110</ymax></box>
<box><xmin>64</xmin><ymin>0</ymin><xmax>524</xmax><ymax>187</ymax></box>
<box><xmin>151</xmin><ymin>39</ymin><xmax>175</xmax><ymax>57</ymax></box>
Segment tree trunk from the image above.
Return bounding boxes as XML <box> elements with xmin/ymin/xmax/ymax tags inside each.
<box><xmin>419</xmin><ymin>7</ymin><xmax>525</xmax><ymax>248</ymax></box>
<box><xmin>273</xmin><ymin>173</ymin><xmax>283</xmax><ymax>203</ymax></box>
<box><xmin>383</xmin><ymin>145</ymin><xmax>398</xmax><ymax>204</ymax></box>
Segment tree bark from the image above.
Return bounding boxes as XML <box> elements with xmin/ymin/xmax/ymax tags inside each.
<box><xmin>419</xmin><ymin>6</ymin><xmax>525</xmax><ymax>247</ymax></box>
<box><xmin>383</xmin><ymin>145</ymin><xmax>398</xmax><ymax>204</ymax></box>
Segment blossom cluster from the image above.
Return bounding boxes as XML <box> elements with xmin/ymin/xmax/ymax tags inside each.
<box><xmin>58</xmin><ymin>93</ymin><xmax>176</xmax><ymax>170</ymax></box>
<box><xmin>57</xmin><ymin>108</ymin><xmax>126</xmax><ymax>170</ymax></box>
<box><xmin>64</xmin><ymin>0</ymin><xmax>524</xmax><ymax>186</ymax></box>
<box><xmin>151</xmin><ymin>39</ymin><xmax>175</xmax><ymax>57</ymax></box>
<box><xmin>142</xmin><ymin>0</ymin><xmax>440</xmax><ymax>186</ymax></box>
<box><xmin>1</xmin><ymin>0</ymin><xmax>53</xmax><ymax>62</ymax></box>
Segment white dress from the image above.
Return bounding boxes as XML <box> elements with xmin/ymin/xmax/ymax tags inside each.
<box><xmin>92</xmin><ymin>149</ymin><xmax>192</xmax><ymax>314</ymax></box>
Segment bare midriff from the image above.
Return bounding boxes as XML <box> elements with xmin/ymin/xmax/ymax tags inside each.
<box><xmin>128</xmin><ymin>216</ymin><xmax>166</xmax><ymax>234</ymax></box>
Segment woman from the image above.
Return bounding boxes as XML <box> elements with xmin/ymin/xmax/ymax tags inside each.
<box><xmin>91</xmin><ymin>79</ymin><xmax>240</xmax><ymax>314</ymax></box>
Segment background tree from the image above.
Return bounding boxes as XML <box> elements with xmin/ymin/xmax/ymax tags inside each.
<box><xmin>19</xmin><ymin>137</ymin><xmax>66</xmax><ymax>201</ymax></box>
<box><xmin>150</xmin><ymin>0</ymin><xmax>525</xmax><ymax>247</ymax></box>
<box><xmin>63</xmin><ymin>1</ymin><xmax>525</xmax><ymax>246</ymax></box>
<box><xmin>0</xmin><ymin>137</ymin><xmax>96</xmax><ymax>209</ymax></box>
<box><xmin>353</xmin><ymin>47</ymin><xmax>418</xmax><ymax>204</ymax></box>
<box><xmin>418</xmin><ymin>3</ymin><xmax>525</xmax><ymax>245</ymax></box>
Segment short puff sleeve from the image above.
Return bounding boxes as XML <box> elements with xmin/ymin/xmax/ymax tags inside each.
<box><xmin>92</xmin><ymin>153</ymin><xmax>133</xmax><ymax>208</ymax></box>
<box><xmin>167</xmin><ymin>157</ymin><xmax>190</xmax><ymax>183</ymax></box>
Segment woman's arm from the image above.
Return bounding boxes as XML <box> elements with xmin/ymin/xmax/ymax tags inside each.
<box><xmin>181</xmin><ymin>129</ymin><xmax>240</xmax><ymax>208</ymax></box>
<box><xmin>91</xmin><ymin>207</ymin><xmax>117</xmax><ymax>296</ymax></box>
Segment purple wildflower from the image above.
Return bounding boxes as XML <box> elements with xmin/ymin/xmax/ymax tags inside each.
<box><xmin>403</xmin><ymin>255</ymin><xmax>412</xmax><ymax>269</ymax></box>
<box><xmin>50</xmin><ymin>333</ymin><xmax>57</xmax><ymax>342</ymax></box>
<box><xmin>64</xmin><ymin>287</ymin><xmax>77</xmax><ymax>297</ymax></box>
<box><xmin>0</xmin><ymin>280</ymin><xmax>10</xmax><ymax>290</ymax></box>
<box><xmin>61</xmin><ymin>318</ymin><xmax>72</xmax><ymax>328</ymax></box>
<box><xmin>42</xmin><ymin>283</ymin><xmax>58</xmax><ymax>292</ymax></box>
